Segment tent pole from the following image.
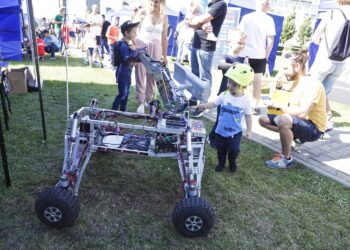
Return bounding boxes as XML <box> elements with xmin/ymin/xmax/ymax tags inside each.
<box><xmin>0</xmin><ymin>117</ymin><xmax>10</xmax><ymax>187</ymax></box>
<box><xmin>26</xmin><ymin>0</ymin><xmax>47</xmax><ymax>142</ymax></box>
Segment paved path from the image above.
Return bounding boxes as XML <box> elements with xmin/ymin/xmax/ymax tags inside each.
<box><xmin>205</xmin><ymin>109</ymin><xmax>350</xmax><ymax>188</ymax></box>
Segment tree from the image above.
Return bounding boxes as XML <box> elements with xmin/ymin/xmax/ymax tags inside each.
<box><xmin>280</xmin><ymin>7</ymin><xmax>296</xmax><ymax>44</ymax></box>
<box><xmin>298</xmin><ymin>16</ymin><xmax>313</xmax><ymax>47</ymax></box>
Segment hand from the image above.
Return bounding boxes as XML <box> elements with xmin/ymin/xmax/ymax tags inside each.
<box><xmin>263</xmin><ymin>99</ymin><xmax>275</xmax><ymax>109</ymax></box>
<box><xmin>197</xmin><ymin>104</ymin><xmax>206</xmax><ymax>111</ymax></box>
<box><xmin>202</xmin><ymin>23</ymin><xmax>213</xmax><ymax>33</ymax></box>
<box><xmin>162</xmin><ymin>56</ymin><xmax>168</xmax><ymax>65</ymax></box>
<box><xmin>263</xmin><ymin>64</ymin><xmax>270</xmax><ymax>78</ymax></box>
<box><xmin>246</xmin><ymin>131</ymin><xmax>253</xmax><ymax>140</ymax></box>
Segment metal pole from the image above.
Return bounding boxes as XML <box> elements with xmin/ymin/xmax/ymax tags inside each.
<box><xmin>26</xmin><ymin>0</ymin><xmax>47</xmax><ymax>142</ymax></box>
<box><xmin>0</xmin><ymin>117</ymin><xmax>10</xmax><ymax>187</ymax></box>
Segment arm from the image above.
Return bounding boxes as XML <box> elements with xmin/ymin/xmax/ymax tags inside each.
<box><xmin>245</xmin><ymin>114</ymin><xmax>253</xmax><ymax>139</ymax></box>
<box><xmin>198</xmin><ymin>102</ymin><xmax>217</xmax><ymax>110</ymax></box>
<box><xmin>187</xmin><ymin>13</ymin><xmax>213</xmax><ymax>29</ymax></box>
<box><xmin>311</xmin><ymin>16</ymin><xmax>328</xmax><ymax>45</ymax></box>
<box><xmin>266</xmin><ymin>35</ymin><xmax>274</xmax><ymax>60</ymax></box>
<box><xmin>218</xmin><ymin>59</ymin><xmax>233</xmax><ymax>70</ymax></box>
<box><xmin>161</xmin><ymin>15</ymin><xmax>169</xmax><ymax>65</ymax></box>
<box><xmin>275</xmin><ymin>102</ymin><xmax>315</xmax><ymax>119</ymax></box>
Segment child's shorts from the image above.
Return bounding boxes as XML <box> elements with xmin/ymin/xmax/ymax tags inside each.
<box><xmin>87</xmin><ymin>47</ymin><xmax>94</xmax><ymax>56</ymax></box>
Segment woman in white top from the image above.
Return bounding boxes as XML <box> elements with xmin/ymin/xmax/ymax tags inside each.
<box><xmin>310</xmin><ymin>0</ymin><xmax>350</xmax><ymax>129</ymax></box>
<box><xmin>134</xmin><ymin>0</ymin><xmax>168</xmax><ymax>114</ymax></box>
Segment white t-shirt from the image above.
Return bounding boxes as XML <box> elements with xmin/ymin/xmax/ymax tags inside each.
<box><xmin>87</xmin><ymin>13</ymin><xmax>102</xmax><ymax>36</ymax></box>
<box><xmin>85</xmin><ymin>32</ymin><xmax>96</xmax><ymax>48</ymax></box>
<box><xmin>238</xmin><ymin>11</ymin><xmax>276</xmax><ymax>59</ymax></box>
<box><xmin>214</xmin><ymin>92</ymin><xmax>252</xmax><ymax>137</ymax></box>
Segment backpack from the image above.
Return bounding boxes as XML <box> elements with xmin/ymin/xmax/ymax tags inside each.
<box><xmin>326</xmin><ymin>8</ymin><xmax>350</xmax><ymax>61</ymax></box>
<box><xmin>112</xmin><ymin>40</ymin><xmax>123</xmax><ymax>68</ymax></box>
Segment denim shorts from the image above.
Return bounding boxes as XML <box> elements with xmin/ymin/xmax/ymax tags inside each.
<box><xmin>268</xmin><ymin>114</ymin><xmax>323</xmax><ymax>143</ymax></box>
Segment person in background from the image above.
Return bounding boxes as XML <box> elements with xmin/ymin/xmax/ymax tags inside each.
<box><xmin>134</xmin><ymin>0</ymin><xmax>169</xmax><ymax>114</ymax></box>
<box><xmin>87</xmin><ymin>4</ymin><xmax>103</xmax><ymax>64</ymax></box>
<box><xmin>208</xmin><ymin>29</ymin><xmax>247</xmax><ymax>148</ymax></box>
<box><xmin>53</xmin><ymin>7</ymin><xmax>65</xmax><ymax>50</ymax></box>
<box><xmin>186</xmin><ymin>0</ymin><xmax>228</xmax><ymax>117</ymax></box>
<box><xmin>259</xmin><ymin>50</ymin><xmax>327</xmax><ymax>169</ymax></box>
<box><xmin>36</xmin><ymin>34</ymin><xmax>46</xmax><ymax>61</ymax></box>
<box><xmin>38</xmin><ymin>17</ymin><xmax>50</xmax><ymax>35</ymax></box>
<box><xmin>106</xmin><ymin>16</ymin><xmax>120</xmax><ymax>68</ymax></box>
<box><xmin>309</xmin><ymin>0</ymin><xmax>350</xmax><ymax>131</ymax></box>
<box><xmin>238</xmin><ymin>0</ymin><xmax>276</xmax><ymax>114</ymax></box>
<box><xmin>112</xmin><ymin>21</ymin><xmax>140</xmax><ymax>112</ymax></box>
<box><xmin>83</xmin><ymin>23</ymin><xmax>103</xmax><ymax>68</ymax></box>
<box><xmin>60</xmin><ymin>18</ymin><xmax>70</xmax><ymax>56</ymax></box>
<box><xmin>42</xmin><ymin>30</ymin><xmax>59</xmax><ymax>60</ymax></box>
<box><xmin>175</xmin><ymin>16</ymin><xmax>194</xmax><ymax>64</ymax></box>
<box><xmin>197</xmin><ymin>64</ymin><xmax>254</xmax><ymax>173</ymax></box>
<box><xmin>100</xmin><ymin>14</ymin><xmax>111</xmax><ymax>60</ymax></box>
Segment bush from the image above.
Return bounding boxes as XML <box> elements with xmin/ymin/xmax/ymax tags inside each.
<box><xmin>280</xmin><ymin>7</ymin><xmax>296</xmax><ymax>44</ymax></box>
<box><xmin>297</xmin><ymin>16</ymin><xmax>313</xmax><ymax>47</ymax></box>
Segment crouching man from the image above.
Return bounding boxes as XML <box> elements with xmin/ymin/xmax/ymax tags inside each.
<box><xmin>259</xmin><ymin>50</ymin><xmax>327</xmax><ymax>169</ymax></box>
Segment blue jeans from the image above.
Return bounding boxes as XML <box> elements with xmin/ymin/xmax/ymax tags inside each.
<box><xmin>191</xmin><ymin>47</ymin><xmax>214</xmax><ymax>90</ymax></box>
<box><xmin>109</xmin><ymin>44</ymin><xmax>115</xmax><ymax>64</ymax></box>
<box><xmin>100</xmin><ymin>38</ymin><xmax>109</xmax><ymax>59</ymax></box>
<box><xmin>112</xmin><ymin>76</ymin><xmax>131</xmax><ymax>112</ymax></box>
<box><xmin>44</xmin><ymin>43</ymin><xmax>59</xmax><ymax>58</ymax></box>
<box><xmin>216</xmin><ymin>132</ymin><xmax>242</xmax><ymax>171</ymax></box>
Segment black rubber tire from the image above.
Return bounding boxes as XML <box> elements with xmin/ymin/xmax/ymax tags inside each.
<box><xmin>35</xmin><ymin>187</ymin><xmax>80</xmax><ymax>228</ymax></box>
<box><xmin>172</xmin><ymin>197</ymin><xmax>215</xmax><ymax>237</ymax></box>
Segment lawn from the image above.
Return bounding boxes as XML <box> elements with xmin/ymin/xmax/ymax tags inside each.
<box><xmin>0</xmin><ymin>55</ymin><xmax>349</xmax><ymax>249</ymax></box>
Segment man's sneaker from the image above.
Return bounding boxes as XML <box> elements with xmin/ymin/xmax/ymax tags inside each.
<box><xmin>265</xmin><ymin>155</ymin><xmax>295</xmax><ymax>169</ymax></box>
<box><xmin>50</xmin><ymin>57</ymin><xmax>56</xmax><ymax>60</ymax></box>
<box><xmin>192</xmin><ymin>108</ymin><xmax>206</xmax><ymax>118</ymax></box>
<box><xmin>136</xmin><ymin>103</ymin><xmax>145</xmax><ymax>114</ymax></box>
<box><xmin>39</xmin><ymin>57</ymin><xmax>44</xmax><ymax>61</ymax></box>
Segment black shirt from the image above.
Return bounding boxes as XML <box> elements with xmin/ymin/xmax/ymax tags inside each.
<box><xmin>101</xmin><ymin>20</ymin><xmax>111</xmax><ymax>39</ymax></box>
<box><xmin>192</xmin><ymin>0</ymin><xmax>227</xmax><ymax>52</ymax></box>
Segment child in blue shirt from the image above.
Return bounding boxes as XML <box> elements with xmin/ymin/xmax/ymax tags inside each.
<box><xmin>111</xmin><ymin>21</ymin><xmax>140</xmax><ymax>111</ymax></box>
<box><xmin>198</xmin><ymin>64</ymin><xmax>254</xmax><ymax>173</ymax></box>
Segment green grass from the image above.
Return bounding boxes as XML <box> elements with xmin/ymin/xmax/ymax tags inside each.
<box><xmin>1</xmin><ymin>55</ymin><xmax>350</xmax><ymax>249</ymax></box>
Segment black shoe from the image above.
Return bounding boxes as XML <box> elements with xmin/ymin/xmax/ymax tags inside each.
<box><xmin>192</xmin><ymin>108</ymin><xmax>205</xmax><ymax>118</ymax></box>
<box><xmin>229</xmin><ymin>164</ymin><xmax>237</xmax><ymax>173</ymax></box>
<box><xmin>189</xmin><ymin>99</ymin><xmax>198</xmax><ymax>107</ymax></box>
<box><xmin>215</xmin><ymin>165</ymin><xmax>224</xmax><ymax>172</ymax></box>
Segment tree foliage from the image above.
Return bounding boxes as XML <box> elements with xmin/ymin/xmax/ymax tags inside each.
<box><xmin>280</xmin><ymin>7</ymin><xmax>296</xmax><ymax>44</ymax></box>
<box><xmin>298</xmin><ymin>16</ymin><xmax>313</xmax><ymax>46</ymax></box>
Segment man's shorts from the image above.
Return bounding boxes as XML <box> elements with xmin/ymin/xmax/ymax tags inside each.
<box><xmin>87</xmin><ymin>48</ymin><xmax>94</xmax><ymax>56</ymax></box>
<box><xmin>248</xmin><ymin>58</ymin><xmax>267</xmax><ymax>74</ymax></box>
<box><xmin>268</xmin><ymin>114</ymin><xmax>323</xmax><ymax>143</ymax></box>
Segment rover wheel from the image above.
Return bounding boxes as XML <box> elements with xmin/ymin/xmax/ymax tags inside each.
<box><xmin>172</xmin><ymin>197</ymin><xmax>215</xmax><ymax>237</ymax></box>
<box><xmin>35</xmin><ymin>187</ymin><xmax>80</xmax><ymax>228</ymax></box>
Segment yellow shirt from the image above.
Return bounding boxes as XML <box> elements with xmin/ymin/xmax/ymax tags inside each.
<box><xmin>289</xmin><ymin>76</ymin><xmax>327</xmax><ymax>132</ymax></box>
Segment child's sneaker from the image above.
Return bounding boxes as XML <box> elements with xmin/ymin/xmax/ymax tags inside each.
<box><xmin>265</xmin><ymin>155</ymin><xmax>295</xmax><ymax>169</ymax></box>
<box><xmin>215</xmin><ymin>165</ymin><xmax>224</xmax><ymax>172</ymax></box>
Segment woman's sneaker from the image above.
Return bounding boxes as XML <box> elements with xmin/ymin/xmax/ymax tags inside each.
<box><xmin>136</xmin><ymin>103</ymin><xmax>145</xmax><ymax>114</ymax></box>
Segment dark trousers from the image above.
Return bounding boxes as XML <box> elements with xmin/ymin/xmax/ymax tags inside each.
<box><xmin>112</xmin><ymin>77</ymin><xmax>131</xmax><ymax>112</ymax></box>
<box><xmin>100</xmin><ymin>38</ymin><xmax>109</xmax><ymax>59</ymax></box>
<box><xmin>216</xmin><ymin>132</ymin><xmax>242</xmax><ymax>172</ymax></box>
<box><xmin>109</xmin><ymin>44</ymin><xmax>115</xmax><ymax>64</ymax></box>
<box><xmin>44</xmin><ymin>43</ymin><xmax>59</xmax><ymax>58</ymax></box>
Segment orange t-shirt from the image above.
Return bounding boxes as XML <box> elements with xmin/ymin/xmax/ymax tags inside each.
<box><xmin>106</xmin><ymin>25</ymin><xmax>119</xmax><ymax>45</ymax></box>
<box><xmin>36</xmin><ymin>37</ymin><xmax>45</xmax><ymax>56</ymax></box>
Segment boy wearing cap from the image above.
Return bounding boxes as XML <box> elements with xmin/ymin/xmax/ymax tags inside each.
<box><xmin>198</xmin><ymin>63</ymin><xmax>254</xmax><ymax>173</ymax></box>
<box><xmin>111</xmin><ymin>21</ymin><xmax>140</xmax><ymax>111</ymax></box>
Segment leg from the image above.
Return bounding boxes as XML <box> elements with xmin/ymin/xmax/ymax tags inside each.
<box><xmin>112</xmin><ymin>78</ymin><xmax>128</xmax><ymax>110</ymax></box>
<box><xmin>259</xmin><ymin>115</ymin><xmax>280</xmax><ymax>133</ymax></box>
<box><xmin>197</xmin><ymin>49</ymin><xmax>214</xmax><ymax>89</ymax></box>
<box><xmin>277</xmin><ymin>115</ymin><xmax>294</xmax><ymax>159</ymax></box>
<box><xmin>120</xmin><ymin>81</ymin><xmax>131</xmax><ymax>112</ymax></box>
<box><xmin>252</xmin><ymin>73</ymin><xmax>262</xmax><ymax>108</ymax></box>
<box><xmin>145</xmin><ymin>39</ymin><xmax>162</xmax><ymax>103</ymax></box>
<box><xmin>109</xmin><ymin>44</ymin><xmax>114</xmax><ymax>65</ymax></box>
<box><xmin>190</xmin><ymin>47</ymin><xmax>199</xmax><ymax>77</ymax></box>
<box><xmin>227</xmin><ymin>133</ymin><xmax>242</xmax><ymax>172</ymax></box>
<box><xmin>215</xmin><ymin>134</ymin><xmax>228</xmax><ymax>172</ymax></box>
